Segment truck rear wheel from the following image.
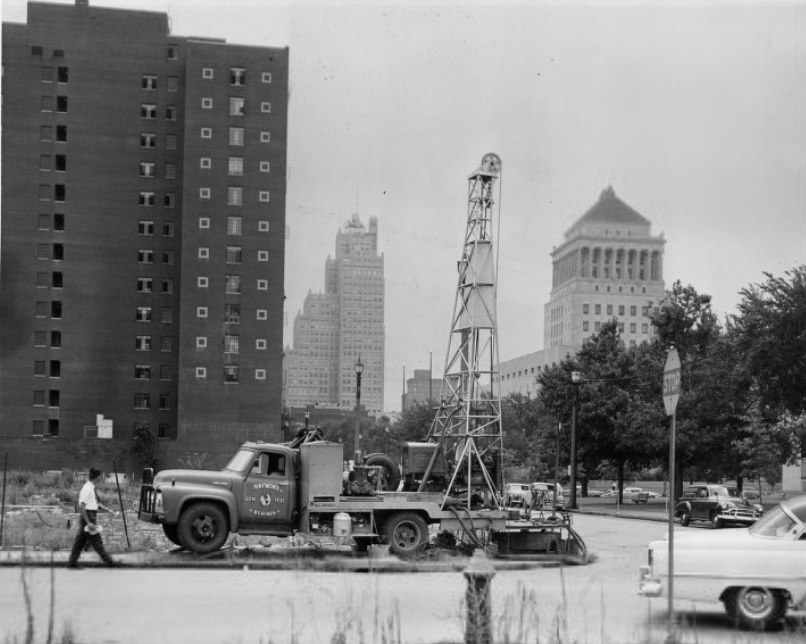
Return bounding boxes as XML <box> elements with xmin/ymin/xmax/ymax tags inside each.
<box><xmin>178</xmin><ymin>502</ymin><xmax>229</xmax><ymax>554</ymax></box>
<box><xmin>382</xmin><ymin>512</ymin><xmax>428</xmax><ymax>555</ymax></box>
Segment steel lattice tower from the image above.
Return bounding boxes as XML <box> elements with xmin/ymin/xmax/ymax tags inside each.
<box><xmin>423</xmin><ymin>153</ymin><xmax>504</xmax><ymax>509</ymax></box>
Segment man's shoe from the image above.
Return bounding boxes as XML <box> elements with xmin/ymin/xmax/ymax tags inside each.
<box><xmin>106</xmin><ymin>560</ymin><xmax>121</xmax><ymax>568</ymax></box>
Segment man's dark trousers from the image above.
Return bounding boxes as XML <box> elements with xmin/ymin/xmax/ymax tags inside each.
<box><xmin>68</xmin><ymin>510</ymin><xmax>115</xmax><ymax>566</ymax></box>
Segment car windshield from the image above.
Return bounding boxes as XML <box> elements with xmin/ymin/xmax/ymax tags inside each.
<box><xmin>224</xmin><ymin>449</ymin><xmax>255</xmax><ymax>473</ymax></box>
<box><xmin>749</xmin><ymin>504</ymin><xmax>796</xmax><ymax>538</ymax></box>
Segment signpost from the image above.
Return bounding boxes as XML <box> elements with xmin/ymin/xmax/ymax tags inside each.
<box><xmin>663</xmin><ymin>347</ymin><xmax>681</xmax><ymax>643</ymax></box>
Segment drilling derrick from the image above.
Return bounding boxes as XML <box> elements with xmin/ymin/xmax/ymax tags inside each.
<box><xmin>423</xmin><ymin>153</ymin><xmax>504</xmax><ymax>510</ymax></box>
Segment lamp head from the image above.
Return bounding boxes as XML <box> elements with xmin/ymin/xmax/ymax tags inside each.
<box><xmin>355</xmin><ymin>357</ymin><xmax>364</xmax><ymax>375</ymax></box>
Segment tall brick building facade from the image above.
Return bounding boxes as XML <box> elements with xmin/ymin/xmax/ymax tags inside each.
<box><xmin>0</xmin><ymin>1</ymin><xmax>289</xmax><ymax>464</ymax></box>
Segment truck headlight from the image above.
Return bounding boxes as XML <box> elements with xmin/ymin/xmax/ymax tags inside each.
<box><xmin>154</xmin><ymin>490</ymin><xmax>164</xmax><ymax>513</ymax></box>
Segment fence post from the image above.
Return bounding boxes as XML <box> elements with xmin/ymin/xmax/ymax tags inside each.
<box><xmin>463</xmin><ymin>549</ymin><xmax>496</xmax><ymax>644</ymax></box>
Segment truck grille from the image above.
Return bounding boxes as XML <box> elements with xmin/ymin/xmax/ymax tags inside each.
<box><xmin>139</xmin><ymin>484</ymin><xmax>157</xmax><ymax>515</ymax></box>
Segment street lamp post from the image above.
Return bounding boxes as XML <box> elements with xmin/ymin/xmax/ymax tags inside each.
<box><xmin>354</xmin><ymin>356</ymin><xmax>364</xmax><ymax>463</ymax></box>
<box><xmin>570</xmin><ymin>370</ymin><xmax>582</xmax><ymax>510</ymax></box>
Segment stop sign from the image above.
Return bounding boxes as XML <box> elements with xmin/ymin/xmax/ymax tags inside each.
<box><xmin>663</xmin><ymin>348</ymin><xmax>681</xmax><ymax>416</ymax></box>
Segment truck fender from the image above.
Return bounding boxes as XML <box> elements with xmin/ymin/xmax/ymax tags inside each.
<box><xmin>162</xmin><ymin>485</ymin><xmax>238</xmax><ymax>528</ymax></box>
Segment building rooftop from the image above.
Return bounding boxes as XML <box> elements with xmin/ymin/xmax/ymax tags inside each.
<box><xmin>578</xmin><ymin>186</ymin><xmax>650</xmax><ymax>226</ymax></box>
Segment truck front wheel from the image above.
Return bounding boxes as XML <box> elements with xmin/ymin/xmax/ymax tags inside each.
<box><xmin>178</xmin><ymin>502</ymin><xmax>229</xmax><ymax>554</ymax></box>
<box><xmin>162</xmin><ymin>523</ymin><xmax>183</xmax><ymax>547</ymax></box>
<box><xmin>382</xmin><ymin>512</ymin><xmax>428</xmax><ymax>556</ymax></box>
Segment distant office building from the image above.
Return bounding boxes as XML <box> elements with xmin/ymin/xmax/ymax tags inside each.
<box><xmin>0</xmin><ymin>1</ymin><xmax>289</xmax><ymax>456</ymax></box>
<box><xmin>402</xmin><ymin>369</ymin><xmax>441</xmax><ymax>410</ymax></box>
<box><xmin>500</xmin><ymin>187</ymin><xmax>666</xmax><ymax>395</ymax></box>
<box><xmin>284</xmin><ymin>214</ymin><xmax>385</xmax><ymax>414</ymax></box>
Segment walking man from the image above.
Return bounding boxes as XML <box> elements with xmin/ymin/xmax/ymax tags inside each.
<box><xmin>68</xmin><ymin>468</ymin><xmax>119</xmax><ymax>568</ymax></box>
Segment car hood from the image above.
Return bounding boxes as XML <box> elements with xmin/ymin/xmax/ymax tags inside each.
<box><xmin>153</xmin><ymin>469</ymin><xmax>237</xmax><ymax>489</ymax></box>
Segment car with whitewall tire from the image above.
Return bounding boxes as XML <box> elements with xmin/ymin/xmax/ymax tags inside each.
<box><xmin>639</xmin><ymin>494</ymin><xmax>806</xmax><ymax>630</ymax></box>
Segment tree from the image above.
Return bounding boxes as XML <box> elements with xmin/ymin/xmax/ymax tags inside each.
<box><xmin>131</xmin><ymin>425</ymin><xmax>158</xmax><ymax>469</ymax></box>
<box><xmin>500</xmin><ymin>393</ymin><xmax>556</xmax><ymax>479</ymax></box>
<box><xmin>537</xmin><ymin>321</ymin><xmax>656</xmax><ymax>498</ymax></box>
<box><xmin>392</xmin><ymin>401</ymin><xmax>436</xmax><ymax>444</ymax></box>
<box><xmin>649</xmin><ymin>282</ymin><xmax>751</xmax><ymax>496</ymax></box>
<box><xmin>729</xmin><ymin>265</ymin><xmax>806</xmax><ymax>416</ymax></box>
<box><xmin>733</xmin><ymin>405</ymin><xmax>804</xmax><ymax>497</ymax></box>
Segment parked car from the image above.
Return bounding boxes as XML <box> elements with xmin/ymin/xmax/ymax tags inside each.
<box><xmin>675</xmin><ymin>484</ymin><xmax>763</xmax><ymax>528</ymax></box>
<box><xmin>503</xmin><ymin>483</ymin><xmax>532</xmax><ymax>508</ymax></box>
<box><xmin>530</xmin><ymin>481</ymin><xmax>565</xmax><ymax>509</ymax></box>
<box><xmin>639</xmin><ymin>494</ymin><xmax>806</xmax><ymax>630</ymax></box>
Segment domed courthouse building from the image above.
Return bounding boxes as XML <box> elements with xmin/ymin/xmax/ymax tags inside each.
<box><xmin>500</xmin><ymin>187</ymin><xmax>666</xmax><ymax>396</ymax></box>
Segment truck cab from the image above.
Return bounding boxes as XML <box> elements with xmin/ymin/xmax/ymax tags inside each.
<box><xmin>139</xmin><ymin>442</ymin><xmax>300</xmax><ymax>553</ymax></box>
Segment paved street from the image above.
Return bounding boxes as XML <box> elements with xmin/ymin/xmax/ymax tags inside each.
<box><xmin>1</xmin><ymin>512</ymin><xmax>803</xmax><ymax>644</ymax></box>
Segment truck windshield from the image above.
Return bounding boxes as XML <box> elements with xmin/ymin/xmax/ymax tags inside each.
<box><xmin>224</xmin><ymin>449</ymin><xmax>255</xmax><ymax>473</ymax></box>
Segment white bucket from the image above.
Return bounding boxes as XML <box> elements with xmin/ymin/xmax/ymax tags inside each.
<box><xmin>333</xmin><ymin>512</ymin><xmax>351</xmax><ymax>537</ymax></box>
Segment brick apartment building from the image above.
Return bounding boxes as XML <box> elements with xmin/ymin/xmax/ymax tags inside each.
<box><xmin>0</xmin><ymin>1</ymin><xmax>289</xmax><ymax>466</ymax></box>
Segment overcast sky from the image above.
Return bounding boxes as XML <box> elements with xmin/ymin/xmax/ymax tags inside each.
<box><xmin>4</xmin><ymin>0</ymin><xmax>805</xmax><ymax>411</ymax></box>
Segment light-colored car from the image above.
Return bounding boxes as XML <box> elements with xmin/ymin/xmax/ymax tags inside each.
<box><xmin>503</xmin><ymin>482</ymin><xmax>532</xmax><ymax>508</ymax></box>
<box><xmin>639</xmin><ymin>495</ymin><xmax>806</xmax><ymax>630</ymax></box>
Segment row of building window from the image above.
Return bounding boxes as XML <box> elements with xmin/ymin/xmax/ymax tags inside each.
<box><xmin>199</xmin><ymin>96</ymin><xmax>272</xmax><ymax>115</ymax></box>
<box><xmin>136</xmin><ymin>278</ymin><xmax>173</xmax><ymax>294</ymax></box>
<box><xmin>138</xmin><ymin>192</ymin><xmax>175</xmax><ymax>207</ymax></box>
<box><xmin>32</xmin><ymin>390</ymin><xmax>60</xmax><ymax>406</ymax></box>
<box><xmin>581</xmin><ymin>321</ymin><xmax>651</xmax><ymax>334</ymax></box>
<box><xmin>134</xmin><ymin>365</ymin><xmax>172</xmax><ymax>380</ymax></box>
<box><xmin>39</xmin><ymin>184</ymin><xmax>67</xmax><ymax>201</ymax></box>
<box><xmin>37</xmin><ymin>213</ymin><xmax>65</xmax><ymax>231</ymax></box>
<box><xmin>188</xmin><ymin>275</ymin><xmax>270</xmax><ymax>296</ymax></box>
<box><xmin>40</xmin><ymin>95</ymin><xmax>68</xmax><ymax>112</ymax></box>
<box><xmin>134</xmin><ymin>393</ymin><xmax>171</xmax><ymax>410</ymax></box>
<box><xmin>192</xmin><ymin>336</ymin><xmax>268</xmax><ymax>351</ymax></box>
<box><xmin>140</xmin><ymin>104</ymin><xmax>178</xmax><ymax>120</ymax></box>
<box><xmin>582</xmin><ymin>303</ymin><xmax>649</xmax><ymax>317</ymax></box>
<box><xmin>200</xmin><ymin>67</ymin><xmax>272</xmax><ymax>85</ymax></box>
<box><xmin>196</xmin><ymin>247</ymin><xmax>270</xmax><ymax>262</ymax></box>
<box><xmin>35</xmin><ymin>301</ymin><xmax>62</xmax><ymax>318</ymax></box>
<box><xmin>193</xmin><ymin>126</ymin><xmax>272</xmax><ymax>145</ymax></box>
<box><xmin>197</xmin><ymin>217</ymin><xmax>270</xmax><ymax>234</ymax></box>
<box><xmin>40</xmin><ymin>154</ymin><xmax>67</xmax><ymax>171</ymax></box>
<box><xmin>34</xmin><ymin>360</ymin><xmax>61</xmax><ymax>377</ymax></box>
<box><xmin>198</xmin><ymin>186</ymin><xmax>271</xmax><ymax>204</ymax></box>
<box><xmin>32</xmin><ymin>420</ymin><xmax>60</xmax><ymax>437</ymax></box>
<box><xmin>193</xmin><ymin>365</ymin><xmax>266</xmax><ymax>382</ymax></box>
<box><xmin>198</xmin><ymin>306</ymin><xmax>270</xmax><ymax>321</ymax></box>
<box><xmin>36</xmin><ymin>62</ymin><xmax>69</xmax><ymax>81</ymax></box>
<box><xmin>135</xmin><ymin>336</ymin><xmax>174</xmax><ymax>352</ymax></box>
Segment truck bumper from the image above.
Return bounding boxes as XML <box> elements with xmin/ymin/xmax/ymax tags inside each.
<box><xmin>638</xmin><ymin>566</ymin><xmax>663</xmax><ymax>598</ymax></box>
<box><xmin>137</xmin><ymin>510</ymin><xmax>165</xmax><ymax>523</ymax></box>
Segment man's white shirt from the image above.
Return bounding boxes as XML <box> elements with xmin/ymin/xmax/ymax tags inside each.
<box><xmin>78</xmin><ymin>480</ymin><xmax>99</xmax><ymax>511</ymax></box>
